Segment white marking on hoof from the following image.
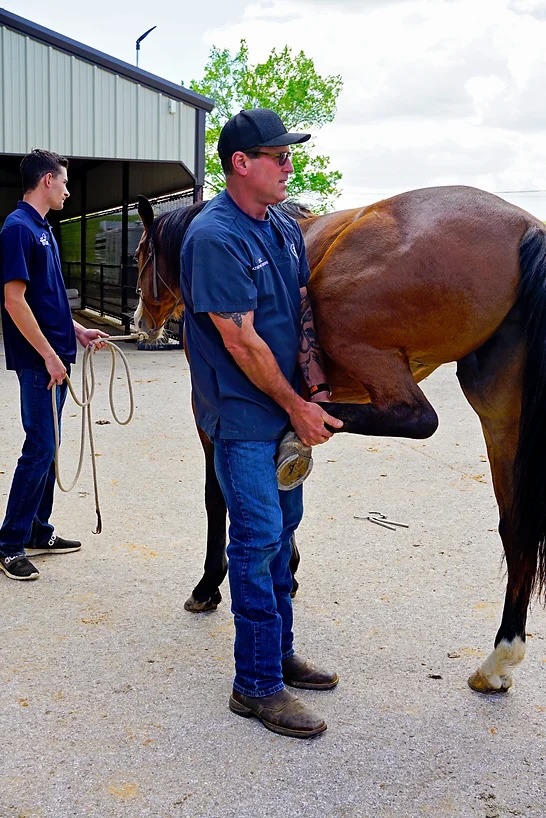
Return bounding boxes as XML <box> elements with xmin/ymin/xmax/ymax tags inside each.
<box><xmin>468</xmin><ymin>637</ymin><xmax>525</xmax><ymax>693</ymax></box>
<box><xmin>133</xmin><ymin>303</ymin><xmax>141</xmax><ymax>323</ymax></box>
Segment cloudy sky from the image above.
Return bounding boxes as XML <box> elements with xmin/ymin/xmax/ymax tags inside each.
<box><xmin>4</xmin><ymin>0</ymin><xmax>546</xmax><ymax>216</ymax></box>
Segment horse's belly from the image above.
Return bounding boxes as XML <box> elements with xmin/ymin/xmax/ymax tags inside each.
<box><xmin>409</xmin><ymin>360</ymin><xmax>441</xmax><ymax>383</ymax></box>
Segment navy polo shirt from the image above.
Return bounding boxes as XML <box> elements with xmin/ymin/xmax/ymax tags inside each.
<box><xmin>0</xmin><ymin>201</ymin><xmax>76</xmax><ymax>370</ymax></box>
<box><xmin>180</xmin><ymin>190</ymin><xmax>310</xmax><ymax>441</ymax></box>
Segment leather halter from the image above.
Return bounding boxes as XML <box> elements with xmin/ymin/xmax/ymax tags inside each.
<box><xmin>136</xmin><ymin>233</ymin><xmax>182</xmax><ymax>332</ymax></box>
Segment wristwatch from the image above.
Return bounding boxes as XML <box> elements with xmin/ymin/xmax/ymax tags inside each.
<box><xmin>309</xmin><ymin>382</ymin><xmax>332</xmax><ymax>397</ymax></box>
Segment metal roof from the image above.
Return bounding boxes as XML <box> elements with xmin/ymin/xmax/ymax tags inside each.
<box><xmin>0</xmin><ymin>8</ymin><xmax>213</xmax><ymax>219</ymax></box>
<box><xmin>0</xmin><ymin>7</ymin><xmax>214</xmax><ymax>112</ymax></box>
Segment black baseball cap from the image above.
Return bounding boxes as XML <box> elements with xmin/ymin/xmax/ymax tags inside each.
<box><xmin>217</xmin><ymin>108</ymin><xmax>311</xmax><ymax>160</ymax></box>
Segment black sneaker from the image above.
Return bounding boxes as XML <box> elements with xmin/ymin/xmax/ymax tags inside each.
<box><xmin>27</xmin><ymin>534</ymin><xmax>82</xmax><ymax>556</ymax></box>
<box><xmin>0</xmin><ymin>554</ymin><xmax>40</xmax><ymax>580</ymax></box>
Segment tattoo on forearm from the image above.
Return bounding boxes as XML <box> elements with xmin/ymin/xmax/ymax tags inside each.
<box><xmin>299</xmin><ymin>292</ymin><xmax>324</xmax><ymax>385</ymax></box>
<box><xmin>299</xmin><ymin>325</ymin><xmax>319</xmax><ymax>355</ymax></box>
<box><xmin>213</xmin><ymin>311</ymin><xmax>248</xmax><ymax>328</ymax></box>
<box><xmin>299</xmin><ymin>349</ymin><xmax>322</xmax><ymax>383</ymax></box>
<box><xmin>299</xmin><ymin>295</ymin><xmax>320</xmax><ymax>355</ymax></box>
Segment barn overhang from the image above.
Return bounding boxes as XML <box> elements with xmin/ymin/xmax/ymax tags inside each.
<box><xmin>0</xmin><ymin>154</ymin><xmax>196</xmax><ymax>219</ymax></box>
<box><xmin>0</xmin><ymin>7</ymin><xmax>214</xmax><ymax>220</ymax></box>
<box><xmin>0</xmin><ymin>8</ymin><xmax>214</xmax><ymax>330</ymax></box>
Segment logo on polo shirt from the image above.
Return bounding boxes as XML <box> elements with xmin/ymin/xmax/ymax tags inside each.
<box><xmin>251</xmin><ymin>257</ymin><xmax>269</xmax><ymax>271</ymax></box>
<box><xmin>39</xmin><ymin>232</ymin><xmax>50</xmax><ymax>246</ymax></box>
<box><xmin>290</xmin><ymin>243</ymin><xmax>298</xmax><ymax>259</ymax></box>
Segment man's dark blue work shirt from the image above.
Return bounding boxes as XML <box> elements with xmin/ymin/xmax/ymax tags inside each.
<box><xmin>0</xmin><ymin>201</ymin><xmax>76</xmax><ymax>370</ymax></box>
<box><xmin>180</xmin><ymin>190</ymin><xmax>311</xmax><ymax>441</ymax></box>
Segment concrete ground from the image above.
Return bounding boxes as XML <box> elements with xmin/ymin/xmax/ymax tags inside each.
<box><xmin>0</xmin><ymin>315</ymin><xmax>545</xmax><ymax>818</ymax></box>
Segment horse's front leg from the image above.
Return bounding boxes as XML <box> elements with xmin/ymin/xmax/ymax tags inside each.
<box><xmin>289</xmin><ymin>534</ymin><xmax>300</xmax><ymax>598</ymax></box>
<box><xmin>184</xmin><ymin>430</ymin><xmax>302</xmax><ymax>613</ymax></box>
<box><xmin>184</xmin><ymin>428</ymin><xmax>228</xmax><ymax>613</ymax></box>
<box><xmin>316</xmin><ymin>348</ymin><xmax>439</xmax><ymax>440</ymax></box>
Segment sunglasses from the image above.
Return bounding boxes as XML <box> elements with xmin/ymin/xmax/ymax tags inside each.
<box><xmin>246</xmin><ymin>150</ymin><xmax>292</xmax><ymax>167</ymax></box>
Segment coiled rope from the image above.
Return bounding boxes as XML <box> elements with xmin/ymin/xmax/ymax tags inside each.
<box><xmin>51</xmin><ymin>334</ymin><xmax>146</xmax><ymax>533</ymax></box>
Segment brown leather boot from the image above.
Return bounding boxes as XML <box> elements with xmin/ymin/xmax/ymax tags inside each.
<box><xmin>282</xmin><ymin>654</ymin><xmax>339</xmax><ymax>690</ymax></box>
<box><xmin>229</xmin><ymin>688</ymin><xmax>326</xmax><ymax>738</ymax></box>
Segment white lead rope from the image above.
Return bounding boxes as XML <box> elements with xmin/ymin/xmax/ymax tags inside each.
<box><xmin>51</xmin><ymin>333</ymin><xmax>146</xmax><ymax>533</ymax></box>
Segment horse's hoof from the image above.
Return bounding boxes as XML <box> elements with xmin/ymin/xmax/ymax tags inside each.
<box><xmin>467</xmin><ymin>668</ymin><xmax>511</xmax><ymax>694</ymax></box>
<box><xmin>184</xmin><ymin>590</ymin><xmax>222</xmax><ymax>613</ymax></box>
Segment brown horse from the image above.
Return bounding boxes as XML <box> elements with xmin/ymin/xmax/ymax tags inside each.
<box><xmin>134</xmin><ymin>185</ymin><xmax>546</xmax><ymax>695</ymax></box>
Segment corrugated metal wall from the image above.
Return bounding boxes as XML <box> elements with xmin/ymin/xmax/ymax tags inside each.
<box><xmin>0</xmin><ymin>26</ymin><xmax>196</xmax><ymax>168</ymax></box>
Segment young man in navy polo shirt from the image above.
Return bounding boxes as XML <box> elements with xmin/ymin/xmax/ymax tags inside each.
<box><xmin>0</xmin><ymin>149</ymin><xmax>108</xmax><ymax>581</ymax></box>
<box><xmin>181</xmin><ymin>109</ymin><xmax>344</xmax><ymax>738</ymax></box>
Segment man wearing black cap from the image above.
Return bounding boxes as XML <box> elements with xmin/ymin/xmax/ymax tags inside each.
<box><xmin>180</xmin><ymin>108</ymin><xmax>343</xmax><ymax>738</ymax></box>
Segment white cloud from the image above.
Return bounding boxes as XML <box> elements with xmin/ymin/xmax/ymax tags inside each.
<box><xmin>5</xmin><ymin>0</ymin><xmax>546</xmax><ymax>216</ymax></box>
<box><xmin>203</xmin><ymin>0</ymin><xmax>546</xmax><ymax>215</ymax></box>
<box><xmin>509</xmin><ymin>0</ymin><xmax>546</xmax><ymax>18</ymax></box>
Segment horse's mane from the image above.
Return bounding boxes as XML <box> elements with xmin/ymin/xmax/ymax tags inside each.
<box><xmin>149</xmin><ymin>197</ymin><xmax>315</xmax><ymax>274</ymax></box>
<box><xmin>150</xmin><ymin>201</ymin><xmax>207</xmax><ymax>277</ymax></box>
<box><xmin>275</xmin><ymin>200</ymin><xmax>315</xmax><ymax>221</ymax></box>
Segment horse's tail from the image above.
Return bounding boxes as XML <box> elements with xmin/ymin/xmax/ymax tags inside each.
<box><xmin>513</xmin><ymin>225</ymin><xmax>546</xmax><ymax>600</ymax></box>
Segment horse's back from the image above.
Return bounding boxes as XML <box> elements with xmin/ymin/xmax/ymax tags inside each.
<box><xmin>304</xmin><ymin>186</ymin><xmax>540</xmax><ymax>368</ymax></box>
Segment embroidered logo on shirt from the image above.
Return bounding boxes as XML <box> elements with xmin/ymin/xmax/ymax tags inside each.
<box><xmin>39</xmin><ymin>232</ymin><xmax>50</xmax><ymax>246</ymax></box>
<box><xmin>251</xmin><ymin>257</ymin><xmax>269</xmax><ymax>271</ymax></box>
<box><xmin>290</xmin><ymin>243</ymin><xmax>299</xmax><ymax>259</ymax></box>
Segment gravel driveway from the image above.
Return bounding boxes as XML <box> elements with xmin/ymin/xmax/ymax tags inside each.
<box><xmin>0</xmin><ymin>320</ymin><xmax>545</xmax><ymax>818</ymax></box>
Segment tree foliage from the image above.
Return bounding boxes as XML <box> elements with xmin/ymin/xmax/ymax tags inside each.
<box><xmin>189</xmin><ymin>40</ymin><xmax>343</xmax><ymax>211</ymax></box>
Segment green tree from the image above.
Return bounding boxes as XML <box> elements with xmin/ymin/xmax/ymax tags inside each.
<box><xmin>189</xmin><ymin>40</ymin><xmax>343</xmax><ymax>212</ymax></box>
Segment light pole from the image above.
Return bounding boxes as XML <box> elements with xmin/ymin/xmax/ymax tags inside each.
<box><xmin>136</xmin><ymin>26</ymin><xmax>157</xmax><ymax>67</ymax></box>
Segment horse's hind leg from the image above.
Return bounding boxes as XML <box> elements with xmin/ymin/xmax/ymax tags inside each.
<box><xmin>456</xmin><ymin>314</ymin><xmax>529</xmax><ymax>692</ymax></box>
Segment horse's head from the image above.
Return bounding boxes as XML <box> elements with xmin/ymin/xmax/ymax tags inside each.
<box><xmin>134</xmin><ymin>196</ymin><xmax>184</xmax><ymax>340</ymax></box>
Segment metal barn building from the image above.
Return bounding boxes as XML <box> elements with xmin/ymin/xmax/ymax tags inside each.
<box><xmin>0</xmin><ymin>7</ymin><xmax>214</xmax><ymax>325</ymax></box>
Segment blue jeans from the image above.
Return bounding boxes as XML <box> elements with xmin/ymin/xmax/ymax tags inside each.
<box><xmin>0</xmin><ymin>367</ymin><xmax>68</xmax><ymax>558</ymax></box>
<box><xmin>214</xmin><ymin>437</ymin><xmax>303</xmax><ymax>697</ymax></box>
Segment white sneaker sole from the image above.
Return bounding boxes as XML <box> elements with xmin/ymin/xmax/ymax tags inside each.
<box><xmin>26</xmin><ymin>546</ymin><xmax>81</xmax><ymax>555</ymax></box>
<box><xmin>0</xmin><ymin>561</ymin><xmax>40</xmax><ymax>580</ymax></box>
